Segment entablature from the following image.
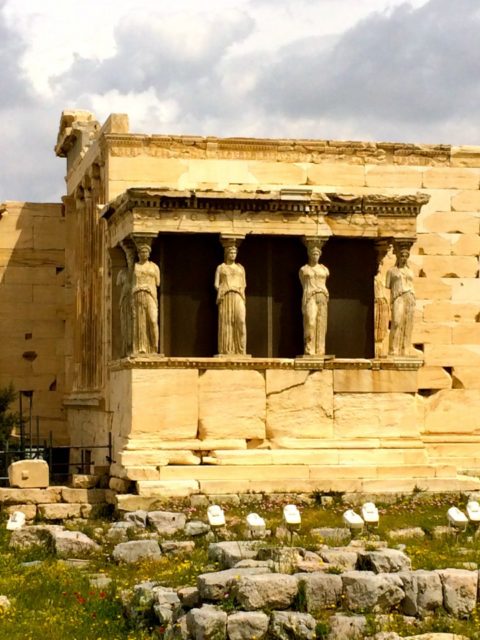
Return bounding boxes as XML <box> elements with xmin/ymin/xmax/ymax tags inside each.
<box><xmin>101</xmin><ymin>187</ymin><xmax>430</xmax><ymax>248</ymax></box>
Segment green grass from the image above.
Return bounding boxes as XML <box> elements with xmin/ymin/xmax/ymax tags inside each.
<box><xmin>1</xmin><ymin>492</ymin><xmax>480</xmax><ymax>638</ymax></box>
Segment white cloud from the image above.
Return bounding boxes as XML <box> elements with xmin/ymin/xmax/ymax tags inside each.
<box><xmin>0</xmin><ymin>0</ymin><xmax>477</xmax><ymax>202</ymax></box>
<box><xmin>87</xmin><ymin>88</ymin><xmax>180</xmax><ymax>131</ymax></box>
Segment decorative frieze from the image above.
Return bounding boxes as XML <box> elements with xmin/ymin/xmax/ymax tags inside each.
<box><xmin>103</xmin><ymin>132</ymin><xmax>451</xmax><ymax>165</ymax></box>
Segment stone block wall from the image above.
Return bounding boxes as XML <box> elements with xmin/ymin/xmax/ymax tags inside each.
<box><xmin>0</xmin><ymin>486</ymin><xmax>107</xmax><ymax>520</ymax></box>
<box><xmin>0</xmin><ymin>202</ymin><xmax>67</xmax><ymax>444</ymax></box>
<box><xmin>100</xmin><ymin>134</ymin><xmax>480</xmax><ymax>494</ymax></box>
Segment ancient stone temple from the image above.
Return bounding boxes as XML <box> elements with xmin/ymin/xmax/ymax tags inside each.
<box><xmin>2</xmin><ymin>109</ymin><xmax>480</xmax><ymax>498</ymax></box>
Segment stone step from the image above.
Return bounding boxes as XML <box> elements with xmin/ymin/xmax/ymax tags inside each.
<box><xmin>158</xmin><ymin>463</ymin><xmax>455</xmax><ymax>482</ymax></box>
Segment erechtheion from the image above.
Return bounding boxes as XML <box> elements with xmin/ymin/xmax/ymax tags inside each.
<box><xmin>2</xmin><ymin>110</ymin><xmax>480</xmax><ymax>499</ymax></box>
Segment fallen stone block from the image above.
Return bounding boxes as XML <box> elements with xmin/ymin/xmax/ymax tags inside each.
<box><xmin>186</xmin><ymin>604</ymin><xmax>227</xmax><ymax>640</ymax></box>
<box><xmin>8</xmin><ymin>459</ymin><xmax>49</xmax><ymax>488</ymax></box>
<box><xmin>112</xmin><ymin>540</ymin><xmax>162</xmax><ymax>563</ymax></box>
<box><xmin>358</xmin><ymin>549</ymin><xmax>412</xmax><ymax>573</ymax></box>
<box><xmin>208</xmin><ymin>541</ymin><xmax>261</xmax><ymax>568</ymax></box>
<box><xmin>9</xmin><ymin>524</ymin><xmax>61</xmax><ymax>551</ymax></box>
<box><xmin>124</xmin><ymin>510</ymin><xmax>148</xmax><ymax>528</ymax></box>
<box><xmin>52</xmin><ymin>529</ymin><xmax>101</xmax><ymax>558</ymax></box>
<box><xmin>164</xmin><ymin>614</ymin><xmax>189</xmax><ymax>639</ymax></box>
<box><xmin>319</xmin><ymin>548</ymin><xmax>358</xmax><ymax>571</ymax></box>
<box><xmin>437</xmin><ymin>568</ymin><xmax>478</xmax><ymax>618</ymax></box>
<box><xmin>234</xmin><ymin>573</ymin><xmax>298</xmax><ymax>611</ymax></box>
<box><xmin>327</xmin><ymin>613</ymin><xmax>367</xmax><ymax>640</ymax></box>
<box><xmin>37</xmin><ymin>503</ymin><xmax>82</xmax><ymax>520</ymax></box>
<box><xmin>269</xmin><ymin>611</ymin><xmax>316</xmax><ymax>640</ymax></box>
<box><xmin>296</xmin><ymin>572</ymin><xmax>342</xmax><ymax>614</ymax></box>
<box><xmin>197</xmin><ymin>567</ymin><xmax>271</xmax><ymax>602</ymax></box>
<box><xmin>399</xmin><ymin>570</ymin><xmax>443</xmax><ymax>617</ymax></box>
<box><xmin>107</xmin><ymin>521</ymin><xmax>137</xmax><ymax>541</ymax></box>
<box><xmin>185</xmin><ymin>520</ymin><xmax>210</xmax><ymax>537</ymax></box>
<box><xmin>147</xmin><ymin>510</ymin><xmax>186</xmax><ymax>535</ymax></box>
<box><xmin>177</xmin><ymin>586</ymin><xmax>200</xmax><ymax>609</ymax></box>
<box><xmin>161</xmin><ymin>541</ymin><xmax>195</xmax><ymax>556</ymax></box>
<box><xmin>227</xmin><ymin>611</ymin><xmax>269</xmax><ymax>640</ymax></box>
<box><xmin>257</xmin><ymin>546</ymin><xmax>304</xmax><ymax>574</ymax></box>
<box><xmin>71</xmin><ymin>474</ymin><xmax>99</xmax><ymax>489</ymax></box>
<box><xmin>342</xmin><ymin>571</ymin><xmax>404</xmax><ymax>613</ymax></box>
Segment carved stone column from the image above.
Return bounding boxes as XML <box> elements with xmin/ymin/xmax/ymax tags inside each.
<box><xmin>386</xmin><ymin>238</ymin><xmax>417</xmax><ymax>358</ymax></box>
<box><xmin>299</xmin><ymin>236</ymin><xmax>330</xmax><ymax>358</ymax></box>
<box><xmin>215</xmin><ymin>234</ymin><xmax>248</xmax><ymax>356</ymax></box>
<box><xmin>117</xmin><ymin>238</ymin><xmax>136</xmax><ymax>357</ymax></box>
<box><xmin>373</xmin><ymin>239</ymin><xmax>392</xmax><ymax>359</ymax></box>
<box><xmin>127</xmin><ymin>234</ymin><xmax>161</xmax><ymax>356</ymax></box>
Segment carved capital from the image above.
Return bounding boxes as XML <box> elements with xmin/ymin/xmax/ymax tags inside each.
<box><xmin>302</xmin><ymin>236</ymin><xmax>329</xmax><ymax>252</ymax></box>
<box><xmin>129</xmin><ymin>233</ymin><xmax>157</xmax><ymax>255</ymax></box>
<box><xmin>220</xmin><ymin>234</ymin><xmax>245</xmax><ymax>249</ymax></box>
<box><xmin>392</xmin><ymin>237</ymin><xmax>416</xmax><ymax>256</ymax></box>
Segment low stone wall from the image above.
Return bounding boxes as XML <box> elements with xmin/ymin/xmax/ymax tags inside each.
<box><xmin>0</xmin><ymin>487</ymin><xmax>108</xmax><ymax>520</ymax></box>
<box><xmin>122</xmin><ymin>539</ymin><xmax>479</xmax><ymax>639</ymax></box>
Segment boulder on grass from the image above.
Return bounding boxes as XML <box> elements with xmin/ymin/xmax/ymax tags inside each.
<box><xmin>112</xmin><ymin>540</ymin><xmax>162</xmax><ymax>563</ymax></box>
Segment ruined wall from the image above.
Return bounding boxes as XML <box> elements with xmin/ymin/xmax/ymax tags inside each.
<box><xmin>0</xmin><ymin>202</ymin><xmax>67</xmax><ymax>444</ymax></box>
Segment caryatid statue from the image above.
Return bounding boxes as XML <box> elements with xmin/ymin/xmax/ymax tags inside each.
<box><xmin>386</xmin><ymin>240</ymin><xmax>415</xmax><ymax>357</ymax></box>
<box><xmin>132</xmin><ymin>241</ymin><xmax>160</xmax><ymax>354</ymax></box>
<box><xmin>373</xmin><ymin>240</ymin><xmax>392</xmax><ymax>359</ymax></box>
<box><xmin>299</xmin><ymin>238</ymin><xmax>329</xmax><ymax>357</ymax></box>
<box><xmin>214</xmin><ymin>238</ymin><xmax>246</xmax><ymax>356</ymax></box>
<box><xmin>117</xmin><ymin>241</ymin><xmax>135</xmax><ymax>357</ymax></box>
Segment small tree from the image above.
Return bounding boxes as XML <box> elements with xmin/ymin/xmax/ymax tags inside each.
<box><xmin>0</xmin><ymin>383</ymin><xmax>20</xmax><ymax>446</ymax></box>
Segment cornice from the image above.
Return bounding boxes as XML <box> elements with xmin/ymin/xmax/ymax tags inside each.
<box><xmin>101</xmin><ymin>188</ymin><xmax>430</xmax><ymax>222</ymax></box>
<box><xmin>103</xmin><ymin>133</ymin><xmax>452</xmax><ymax>164</ymax></box>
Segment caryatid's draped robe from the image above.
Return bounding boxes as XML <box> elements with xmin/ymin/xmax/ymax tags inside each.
<box><xmin>215</xmin><ymin>262</ymin><xmax>246</xmax><ymax>355</ymax></box>
<box><xmin>299</xmin><ymin>262</ymin><xmax>329</xmax><ymax>356</ymax></box>
<box><xmin>386</xmin><ymin>263</ymin><xmax>415</xmax><ymax>356</ymax></box>
<box><xmin>132</xmin><ymin>259</ymin><xmax>160</xmax><ymax>354</ymax></box>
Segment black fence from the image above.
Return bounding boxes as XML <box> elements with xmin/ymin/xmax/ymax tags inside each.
<box><xmin>0</xmin><ymin>420</ymin><xmax>113</xmax><ymax>487</ymax></box>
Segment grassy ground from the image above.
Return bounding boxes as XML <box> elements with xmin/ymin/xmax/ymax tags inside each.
<box><xmin>0</xmin><ymin>491</ymin><xmax>480</xmax><ymax>639</ymax></box>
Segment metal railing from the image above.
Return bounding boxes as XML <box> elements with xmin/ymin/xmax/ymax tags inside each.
<box><xmin>0</xmin><ymin>422</ymin><xmax>113</xmax><ymax>487</ymax></box>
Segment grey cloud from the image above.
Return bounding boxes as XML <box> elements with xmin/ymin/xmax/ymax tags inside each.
<box><xmin>53</xmin><ymin>10</ymin><xmax>255</xmax><ymax>98</ymax></box>
<box><xmin>0</xmin><ymin>0</ymin><xmax>34</xmax><ymax>108</ymax></box>
<box><xmin>0</xmin><ymin>105</ymin><xmax>65</xmax><ymax>202</ymax></box>
<box><xmin>255</xmin><ymin>0</ymin><xmax>480</xmax><ymax>134</ymax></box>
<box><xmin>0</xmin><ymin>2</ymin><xmax>63</xmax><ymax>201</ymax></box>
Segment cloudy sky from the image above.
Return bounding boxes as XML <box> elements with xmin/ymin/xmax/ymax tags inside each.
<box><xmin>1</xmin><ymin>0</ymin><xmax>479</xmax><ymax>202</ymax></box>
